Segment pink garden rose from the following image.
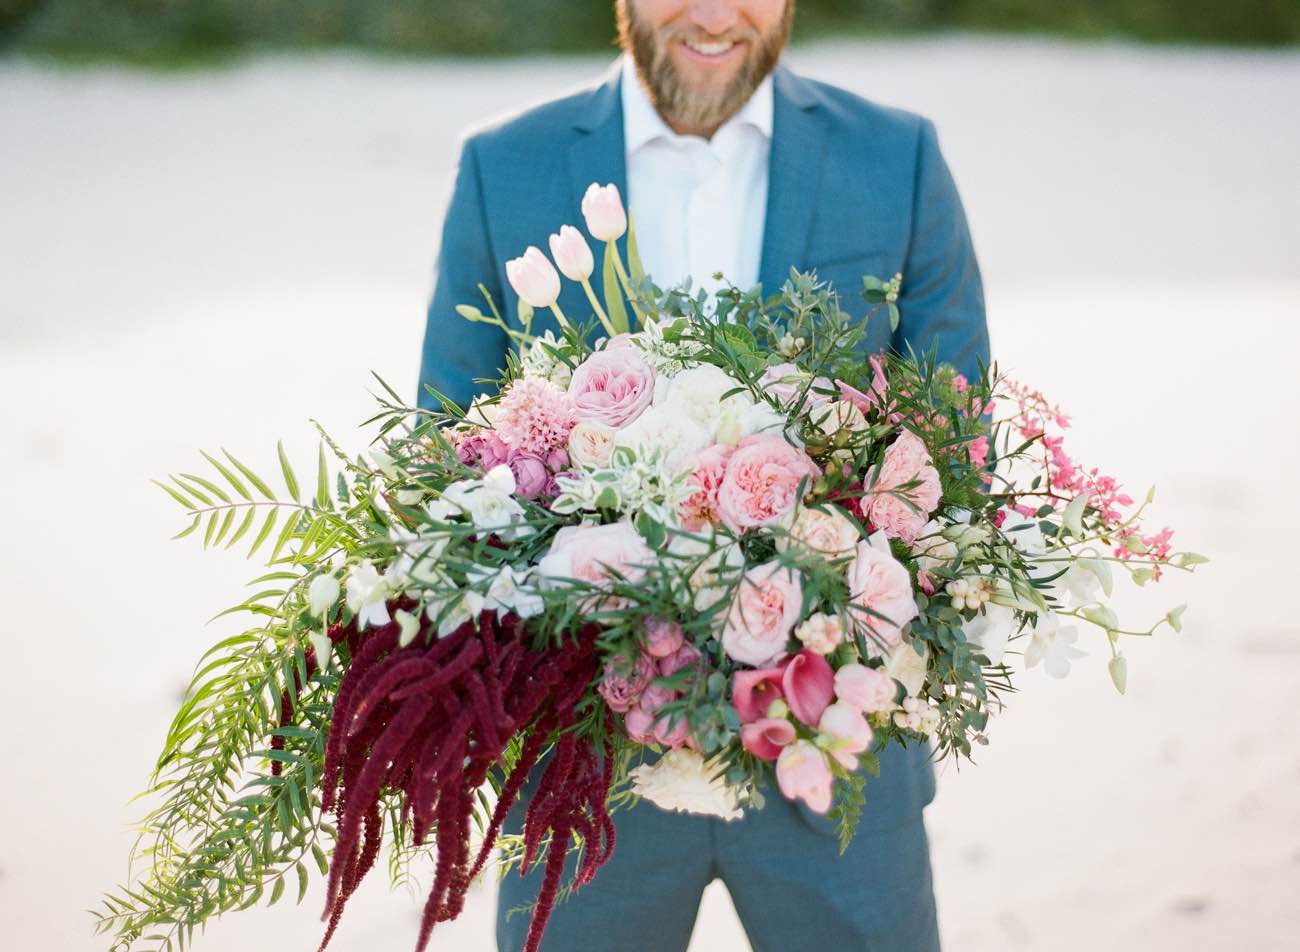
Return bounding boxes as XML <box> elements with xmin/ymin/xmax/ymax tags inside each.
<box><xmin>846</xmin><ymin>539</ymin><xmax>919</xmax><ymax>649</ymax></box>
<box><xmin>782</xmin><ymin>504</ymin><xmax>860</xmax><ymax>559</ymax></box>
<box><xmin>598</xmin><ymin>652</ymin><xmax>655</xmax><ymax>713</ymax></box>
<box><xmin>717</xmin><ymin>434</ymin><xmax>819</xmax><ymax>531</ymax></box>
<box><xmin>833</xmin><ymin>662</ymin><xmax>898</xmax><ymax>713</ymax></box>
<box><xmin>781</xmin><ymin>650</ymin><xmax>835</xmax><ymax>726</ymax></box>
<box><xmin>722</xmin><ymin>561</ymin><xmax>803</xmax><ymax>666</ymax></box>
<box><xmin>818</xmin><ymin>702</ymin><xmax>873</xmax><ymax>769</ymax></box>
<box><xmin>641</xmin><ymin>617</ymin><xmax>685</xmax><ymax>659</ymax></box>
<box><xmin>776</xmin><ymin>740</ymin><xmax>834</xmax><ymax>813</ymax></box>
<box><xmin>567</xmin><ymin>348</ymin><xmax>655</xmax><ymax>428</ymax></box>
<box><xmin>535</xmin><ymin>521</ymin><xmax>653</xmax><ymax>609</ymax></box>
<box><xmin>740</xmin><ymin>717</ymin><xmax>796</xmax><ymax>762</ymax></box>
<box><xmin>677</xmin><ymin>443</ymin><xmax>734</xmax><ymax>531</ymax></box>
<box><xmin>865</xmin><ymin>430</ymin><xmax>942</xmax><ymax>543</ymax></box>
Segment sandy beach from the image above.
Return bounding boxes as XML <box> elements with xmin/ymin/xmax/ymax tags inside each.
<box><xmin>1</xmin><ymin>36</ymin><xmax>1298</xmax><ymax>951</ymax></box>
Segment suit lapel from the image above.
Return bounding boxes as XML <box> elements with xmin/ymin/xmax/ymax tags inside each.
<box><xmin>759</xmin><ymin>65</ymin><xmax>827</xmax><ymax>291</ymax></box>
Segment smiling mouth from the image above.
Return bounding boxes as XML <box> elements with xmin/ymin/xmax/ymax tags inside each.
<box><xmin>681</xmin><ymin>36</ymin><xmax>740</xmax><ymax>58</ymax></box>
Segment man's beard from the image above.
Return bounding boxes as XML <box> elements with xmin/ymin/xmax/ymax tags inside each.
<box><xmin>617</xmin><ymin>0</ymin><xmax>794</xmax><ymax>133</ymax></box>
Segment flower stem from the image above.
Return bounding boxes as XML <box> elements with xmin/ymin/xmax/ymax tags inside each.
<box><xmin>608</xmin><ymin>242</ymin><xmax>645</xmax><ymax>329</ymax></box>
<box><xmin>580</xmin><ymin>278</ymin><xmax>617</xmax><ymax>337</ymax></box>
<box><xmin>549</xmin><ymin>302</ymin><xmax>573</xmax><ymax>332</ymax></box>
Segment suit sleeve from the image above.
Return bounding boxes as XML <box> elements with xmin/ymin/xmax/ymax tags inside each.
<box><xmin>893</xmin><ymin>118</ymin><xmax>990</xmax><ymax>383</ymax></box>
<box><xmin>417</xmin><ymin>135</ymin><xmax>509</xmax><ymax>414</ymax></box>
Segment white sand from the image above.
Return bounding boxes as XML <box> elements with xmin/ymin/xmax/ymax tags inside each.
<box><xmin>1</xmin><ymin>36</ymin><xmax>1298</xmax><ymax>952</ymax></box>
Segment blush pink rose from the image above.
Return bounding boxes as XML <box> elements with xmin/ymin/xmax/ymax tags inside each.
<box><xmin>731</xmin><ymin>666</ymin><xmax>786</xmax><ymax>723</ymax></box>
<box><xmin>722</xmin><ymin>561</ymin><xmax>803</xmax><ymax>666</ymax></box>
<box><xmin>740</xmin><ymin>717</ymin><xmax>796</xmax><ymax>761</ymax></box>
<box><xmin>865</xmin><ymin>430</ymin><xmax>942</xmax><ymax>543</ymax></box>
<box><xmin>760</xmin><ymin>363</ymin><xmax>834</xmax><ymax>409</ymax></box>
<box><xmin>818</xmin><ymin>702</ymin><xmax>873</xmax><ymax>769</ymax></box>
<box><xmin>641</xmin><ymin>617</ymin><xmax>685</xmax><ymax>659</ymax></box>
<box><xmin>833</xmin><ymin>662</ymin><xmax>897</xmax><ymax>713</ymax></box>
<box><xmin>598</xmin><ymin>652</ymin><xmax>655</xmax><ymax>713</ymax></box>
<box><xmin>847</xmin><ymin>539</ymin><xmax>918</xmax><ymax>649</ymax></box>
<box><xmin>535</xmin><ymin>521</ymin><xmax>654</xmax><ymax>609</ymax></box>
<box><xmin>677</xmin><ymin>443</ymin><xmax>734</xmax><ymax>531</ymax></box>
<box><xmin>567</xmin><ymin>349</ymin><xmax>655</xmax><ymax>428</ymax></box>
<box><xmin>717</xmin><ymin>434</ymin><xmax>819</xmax><ymax>531</ymax></box>
<box><xmin>781</xmin><ymin>650</ymin><xmax>835</xmax><ymax>726</ymax></box>
<box><xmin>776</xmin><ymin>740</ymin><xmax>834</xmax><ymax>813</ymax></box>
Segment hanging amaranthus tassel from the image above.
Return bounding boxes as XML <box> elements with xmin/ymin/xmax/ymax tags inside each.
<box><xmin>316</xmin><ymin>608</ymin><xmax>615</xmax><ymax>952</ymax></box>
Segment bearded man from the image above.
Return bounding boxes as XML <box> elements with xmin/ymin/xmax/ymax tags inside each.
<box><xmin>418</xmin><ymin>2</ymin><xmax>988</xmax><ymax>949</ymax></box>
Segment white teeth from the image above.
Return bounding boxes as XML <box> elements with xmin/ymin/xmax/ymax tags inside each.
<box><xmin>684</xmin><ymin>39</ymin><xmax>734</xmax><ymax>56</ymax></box>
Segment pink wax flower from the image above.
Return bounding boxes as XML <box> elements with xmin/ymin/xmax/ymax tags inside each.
<box><xmin>776</xmin><ymin>740</ymin><xmax>834</xmax><ymax>814</ymax></box>
<box><xmin>781</xmin><ymin>650</ymin><xmax>835</xmax><ymax>726</ymax></box>
<box><xmin>833</xmin><ymin>662</ymin><xmax>897</xmax><ymax>713</ymax></box>
<box><xmin>818</xmin><ymin>702</ymin><xmax>873</xmax><ymax>769</ymax></box>
<box><xmin>759</xmin><ymin>363</ymin><xmax>834</xmax><ymax>409</ymax></box>
<box><xmin>567</xmin><ymin>348</ymin><xmax>655</xmax><ymax>428</ymax></box>
<box><xmin>716</xmin><ymin>434</ymin><xmax>819</xmax><ymax>531</ymax></box>
<box><xmin>740</xmin><ymin>717</ymin><xmax>796</xmax><ymax>762</ymax></box>
<box><xmin>535</xmin><ymin>521</ymin><xmax>654</xmax><ymax>609</ymax></box>
<box><xmin>505</xmin><ymin>448</ymin><xmax>549</xmax><ymax>499</ymax></box>
<box><xmin>967</xmin><ymin>434</ymin><xmax>989</xmax><ymax>469</ymax></box>
<box><xmin>494</xmin><ymin>376</ymin><xmax>576</xmax><ymax>456</ymax></box>
<box><xmin>846</xmin><ymin>539</ymin><xmax>919</xmax><ymax>649</ymax></box>
<box><xmin>731</xmin><ymin>666</ymin><xmax>786</xmax><ymax>723</ymax></box>
<box><xmin>677</xmin><ymin>443</ymin><xmax>734</xmax><ymax>531</ymax></box>
<box><xmin>865</xmin><ymin>430</ymin><xmax>942</xmax><ymax>543</ymax></box>
<box><xmin>722</xmin><ymin>560</ymin><xmax>804</xmax><ymax>666</ymax></box>
<box><xmin>598</xmin><ymin>652</ymin><xmax>655</xmax><ymax>713</ymax></box>
<box><xmin>642</xmin><ymin>617</ymin><xmax>685</xmax><ymax>659</ymax></box>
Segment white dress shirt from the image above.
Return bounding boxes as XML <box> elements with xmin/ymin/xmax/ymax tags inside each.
<box><xmin>620</xmin><ymin>54</ymin><xmax>772</xmax><ymax>296</ymax></box>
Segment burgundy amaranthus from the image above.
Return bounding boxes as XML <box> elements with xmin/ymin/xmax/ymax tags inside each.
<box><xmin>315</xmin><ymin>606</ymin><xmax>614</xmax><ymax>952</ymax></box>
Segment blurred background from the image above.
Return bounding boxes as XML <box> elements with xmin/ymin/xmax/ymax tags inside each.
<box><xmin>1</xmin><ymin>2</ymin><xmax>1298</xmax><ymax>951</ymax></box>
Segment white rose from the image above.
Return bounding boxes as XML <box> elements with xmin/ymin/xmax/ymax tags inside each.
<box><xmin>656</xmin><ymin>364</ymin><xmax>752</xmax><ymax>440</ymax></box>
<box><xmin>780</xmin><ymin>505</ymin><xmax>859</xmax><ymax>560</ymax></box>
<box><xmin>614</xmin><ymin>403</ymin><xmax>711</xmax><ymax>473</ymax></box>
<box><xmin>568</xmin><ymin>420</ymin><xmax>617</xmax><ymax>469</ymax></box>
<box><xmin>717</xmin><ymin>400</ymin><xmax>790</xmax><ymax>446</ymax></box>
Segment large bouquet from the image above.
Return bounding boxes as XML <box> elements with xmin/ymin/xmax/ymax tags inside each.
<box><xmin>99</xmin><ymin>183</ymin><xmax>1204</xmax><ymax>952</ymax></box>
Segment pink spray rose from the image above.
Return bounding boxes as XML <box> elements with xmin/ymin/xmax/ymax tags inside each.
<box><xmin>598</xmin><ymin>652</ymin><xmax>655</xmax><ymax>713</ymax></box>
<box><xmin>658</xmin><ymin>642</ymin><xmax>702</xmax><ymax>678</ymax></box>
<box><xmin>865</xmin><ymin>430</ymin><xmax>942</xmax><ymax>543</ymax></box>
<box><xmin>833</xmin><ymin>662</ymin><xmax>898</xmax><ymax>713</ymax></box>
<box><xmin>567</xmin><ymin>349</ymin><xmax>656</xmax><ymax>428</ymax></box>
<box><xmin>641</xmin><ymin>617</ymin><xmax>685</xmax><ymax>659</ymax></box>
<box><xmin>776</xmin><ymin>740</ymin><xmax>834</xmax><ymax>813</ymax></box>
<box><xmin>818</xmin><ymin>702</ymin><xmax>873</xmax><ymax>769</ymax></box>
<box><xmin>781</xmin><ymin>650</ymin><xmax>835</xmax><ymax>726</ymax></box>
<box><xmin>535</xmin><ymin>521</ymin><xmax>654</xmax><ymax>609</ymax></box>
<box><xmin>740</xmin><ymin>718</ymin><xmax>797</xmax><ymax>762</ymax></box>
<box><xmin>716</xmin><ymin>434</ymin><xmax>820</xmax><ymax>531</ymax></box>
<box><xmin>846</xmin><ymin>539</ymin><xmax>919</xmax><ymax>649</ymax></box>
<box><xmin>731</xmin><ymin>666</ymin><xmax>786</xmax><ymax>723</ymax></box>
<box><xmin>677</xmin><ymin>443</ymin><xmax>734</xmax><ymax>531</ymax></box>
<box><xmin>455</xmin><ymin>430</ymin><xmax>509</xmax><ymax>470</ymax></box>
<box><xmin>505</xmin><ymin>448</ymin><xmax>549</xmax><ymax>499</ymax></box>
<box><xmin>722</xmin><ymin>560</ymin><xmax>803</xmax><ymax>666</ymax></box>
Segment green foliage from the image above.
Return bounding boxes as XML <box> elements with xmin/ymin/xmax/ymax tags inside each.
<box><xmin>5</xmin><ymin>0</ymin><xmax>1295</xmax><ymax>64</ymax></box>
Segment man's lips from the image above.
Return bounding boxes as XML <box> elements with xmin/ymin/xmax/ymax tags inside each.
<box><xmin>676</xmin><ymin>36</ymin><xmax>746</xmax><ymax>65</ymax></box>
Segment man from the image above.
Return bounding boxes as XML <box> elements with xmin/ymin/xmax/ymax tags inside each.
<box><xmin>418</xmin><ymin>2</ymin><xmax>988</xmax><ymax>949</ymax></box>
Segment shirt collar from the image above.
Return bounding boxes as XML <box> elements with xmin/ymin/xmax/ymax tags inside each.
<box><xmin>620</xmin><ymin>52</ymin><xmax>774</xmax><ymax>154</ymax></box>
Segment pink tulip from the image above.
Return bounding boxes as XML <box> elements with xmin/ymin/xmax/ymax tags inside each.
<box><xmin>781</xmin><ymin>650</ymin><xmax>835</xmax><ymax>726</ymax></box>
<box><xmin>581</xmin><ymin>182</ymin><xmax>627</xmax><ymax>241</ymax></box>
<box><xmin>818</xmin><ymin>702</ymin><xmax>873</xmax><ymax>769</ymax></box>
<box><xmin>740</xmin><ymin>717</ymin><xmax>796</xmax><ymax>761</ymax></box>
<box><xmin>731</xmin><ymin>667</ymin><xmax>786</xmax><ymax>724</ymax></box>
<box><xmin>776</xmin><ymin>740</ymin><xmax>834</xmax><ymax>813</ymax></box>
<box><xmin>548</xmin><ymin>224</ymin><xmax>595</xmax><ymax>281</ymax></box>
<box><xmin>505</xmin><ymin>246</ymin><xmax>561</xmax><ymax>309</ymax></box>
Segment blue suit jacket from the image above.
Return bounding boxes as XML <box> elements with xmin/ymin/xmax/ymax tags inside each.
<box><xmin>417</xmin><ymin>61</ymin><xmax>990</xmax><ymax>826</ymax></box>
<box><xmin>418</xmin><ymin>59</ymin><xmax>989</xmax><ymax>413</ymax></box>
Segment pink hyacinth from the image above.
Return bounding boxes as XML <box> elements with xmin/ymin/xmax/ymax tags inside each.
<box><xmin>493</xmin><ymin>376</ymin><xmax>577</xmax><ymax>456</ymax></box>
